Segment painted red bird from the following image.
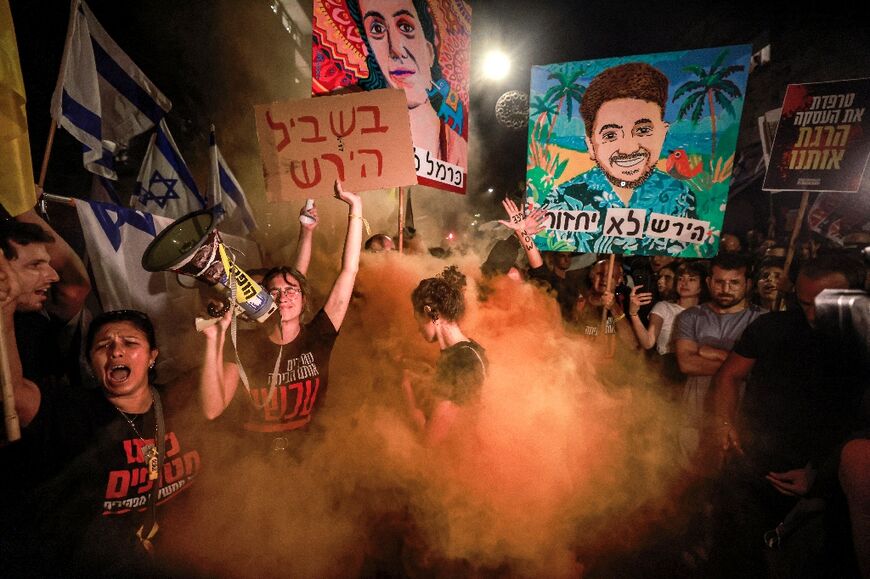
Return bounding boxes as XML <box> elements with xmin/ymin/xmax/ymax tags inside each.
<box><xmin>666</xmin><ymin>149</ymin><xmax>703</xmax><ymax>180</ymax></box>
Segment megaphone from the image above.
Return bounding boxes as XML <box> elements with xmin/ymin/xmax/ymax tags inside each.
<box><xmin>141</xmin><ymin>208</ymin><xmax>277</xmax><ymax>324</ymax></box>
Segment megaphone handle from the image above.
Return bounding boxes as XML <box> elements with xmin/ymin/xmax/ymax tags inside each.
<box><xmin>195</xmin><ymin>317</ymin><xmax>222</xmax><ymax>332</ymax></box>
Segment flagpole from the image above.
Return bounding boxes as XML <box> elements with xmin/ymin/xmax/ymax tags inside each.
<box><xmin>398</xmin><ymin>187</ymin><xmax>406</xmax><ymax>255</ymax></box>
<box><xmin>774</xmin><ymin>191</ymin><xmax>810</xmax><ymax>311</ymax></box>
<box><xmin>0</xmin><ymin>312</ymin><xmax>20</xmax><ymax>442</ymax></box>
<box><xmin>37</xmin><ymin>121</ymin><xmax>58</xmax><ymax>189</ymax></box>
<box><xmin>599</xmin><ymin>253</ymin><xmax>616</xmax><ymax>334</ymax></box>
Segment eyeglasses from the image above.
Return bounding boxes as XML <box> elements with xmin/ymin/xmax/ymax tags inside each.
<box><xmin>268</xmin><ymin>286</ymin><xmax>302</xmax><ymax>299</ymax></box>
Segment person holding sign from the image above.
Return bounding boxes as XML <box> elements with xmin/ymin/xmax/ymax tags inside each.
<box><xmin>346</xmin><ymin>0</ymin><xmax>467</xmax><ymax>168</ymax></box>
<box><xmin>197</xmin><ymin>181</ymin><xmax>363</xmax><ymax>456</ymax></box>
<box><xmin>550</xmin><ymin>62</ymin><xmax>697</xmax><ymax>255</ymax></box>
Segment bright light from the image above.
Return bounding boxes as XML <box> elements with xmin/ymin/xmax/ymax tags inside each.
<box><xmin>482</xmin><ymin>50</ymin><xmax>511</xmax><ymax>81</ymax></box>
<box><xmin>487</xmin><ymin>187</ymin><xmax>494</xmax><ymax>193</ymax></box>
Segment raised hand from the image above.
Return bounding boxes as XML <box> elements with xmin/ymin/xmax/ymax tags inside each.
<box><xmin>628</xmin><ymin>285</ymin><xmax>653</xmax><ymax>316</ymax></box>
<box><xmin>499</xmin><ymin>198</ymin><xmax>546</xmax><ymax>235</ymax></box>
<box><xmin>333</xmin><ymin>180</ymin><xmax>361</xmax><ymax>208</ymax></box>
<box><xmin>299</xmin><ymin>201</ymin><xmax>318</xmax><ymax>231</ymax></box>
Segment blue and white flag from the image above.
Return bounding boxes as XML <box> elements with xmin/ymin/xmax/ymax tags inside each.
<box><xmin>51</xmin><ymin>0</ymin><xmax>171</xmax><ymax>179</ymax></box>
<box><xmin>74</xmin><ymin>199</ymin><xmax>263</xmax><ymax>381</ymax></box>
<box><xmin>209</xmin><ymin>128</ymin><xmax>257</xmax><ymax>237</ymax></box>
<box><xmin>90</xmin><ymin>174</ymin><xmax>121</xmax><ymax>205</ymax></box>
<box><xmin>133</xmin><ymin>119</ymin><xmax>205</xmax><ymax>219</ymax></box>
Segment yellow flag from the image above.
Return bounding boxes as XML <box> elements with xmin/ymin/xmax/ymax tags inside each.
<box><xmin>0</xmin><ymin>0</ymin><xmax>37</xmax><ymax>217</ymax></box>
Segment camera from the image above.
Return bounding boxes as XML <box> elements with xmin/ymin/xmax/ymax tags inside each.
<box><xmin>815</xmin><ymin>245</ymin><xmax>870</xmax><ymax>356</ymax></box>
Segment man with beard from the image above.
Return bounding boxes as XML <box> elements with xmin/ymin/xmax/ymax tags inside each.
<box><xmin>674</xmin><ymin>252</ymin><xmax>763</xmax><ymax>469</ymax></box>
<box><xmin>547</xmin><ymin>62</ymin><xmax>696</xmax><ymax>255</ymax></box>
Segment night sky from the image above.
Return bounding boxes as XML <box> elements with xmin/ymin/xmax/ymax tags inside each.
<box><xmin>9</xmin><ymin>1</ymin><xmax>870</xmax><ymax>231</ymax></box>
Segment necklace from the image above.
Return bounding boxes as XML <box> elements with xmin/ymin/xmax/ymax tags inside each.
<box><xmin>115</xmin><ymin>403</ymin><xmax>160</xmax><ymax>481</ymax></box>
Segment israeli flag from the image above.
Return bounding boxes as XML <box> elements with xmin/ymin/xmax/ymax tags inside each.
<box><xmin>50</xmin><ymin>0</ymin><xmax>171</xmax><ymax>179</ymax></box>
<box><xmin>208</xmin><ymin>127</ymin><xmax>257</xmax><ymax>236</ymax></box>
<box><xmin>133</xmin><ymin>119</ymin><xmax>206</xmax><ymax>219</ymax></box>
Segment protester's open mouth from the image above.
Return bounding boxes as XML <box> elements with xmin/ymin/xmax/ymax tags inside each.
<box><xmin>108</xmin><ymin>365</ymin><xmax>131</xmax><ymax>382</ymax></box>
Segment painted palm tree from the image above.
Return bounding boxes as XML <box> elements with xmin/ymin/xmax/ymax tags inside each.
<box><xmin>530</xmin><ymin>94</ymin><xmax>558</xmax><ymax>135</ymax></box>
<box><xmin>671</xmin><ymin>49</ymin><xmax>745</xmax><ymax>166</ymax></box>
<box><xmin>543</xmin><ymin>65</ymin><xmax>587</xmax><ymax>145</ymax></box>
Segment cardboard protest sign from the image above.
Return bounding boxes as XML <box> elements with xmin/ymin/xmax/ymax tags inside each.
<box><xmin>762</xmin><ymin>77</ymin><xmax>870</xmax><ymax>193</ymax></box>
<box><xmin>254</xmin><ymin>88</ymin><xmax>416</xmax><ymax>199</ymax></box>
<box><xmin>526</xmin><ymin>45</ymin><xmax>751</xmax><ymax>258</ymax></box>
<box><xmin>807</xmin><ymin>191</ymin><xmax>870</xmax><ymax>245</ymax></box>
<box><xmin>312</xmin><ymin>0</ymin><xmax>471</xmax><ymax>193</ymax></box>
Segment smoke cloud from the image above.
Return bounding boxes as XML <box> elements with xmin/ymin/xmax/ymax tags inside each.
<box><xmin>166</xmin><ymin>236</ymin><xmax>688</xmax><ymax>578</ymax></box>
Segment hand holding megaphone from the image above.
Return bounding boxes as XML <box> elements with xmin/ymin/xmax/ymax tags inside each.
<box><xmin>141</xmin><ymin>208</ymin><xmax>278</xmax><ymax>328</ymax></box>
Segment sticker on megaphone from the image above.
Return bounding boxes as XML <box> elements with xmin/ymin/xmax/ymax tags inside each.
<box><xmin>216</xmin><ymin>243</ymin><xmax>276</xmax><ymax>323</ymax></box>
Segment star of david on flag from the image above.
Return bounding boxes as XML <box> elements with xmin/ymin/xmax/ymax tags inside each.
<box><xmin>133</xmin><ymin>119</ymin><xmax>205</xmax><ymax>219</ymax></box>
<box><xmin>50</xmin><ymin>0</ymin><xmax>171</xmax><ymax>179</ymax></box>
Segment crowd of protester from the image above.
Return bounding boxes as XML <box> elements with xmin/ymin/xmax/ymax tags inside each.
<box><xmin>0</xmin><ymin>186</ymin><xmax>868</xmax><ymax>577</ymax></box>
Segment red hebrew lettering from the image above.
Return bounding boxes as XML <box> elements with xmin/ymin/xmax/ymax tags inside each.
<box><xmin>297</xmin><ymin>116</ymin><xmax>327</xmax><ymax>143</ymax></box>
<box><xmin>329</xmin><ymin>108</ymin><xmax>356</xmax><ymax>137</ymax></box>
<box><xmin>320</xmin><ymin>153</ymin><xmax>346</xmax><ymax>181</ymax></box>
<box><xmin>106</xmin><ymin>470</ymin><xmax>130</xmax><ymax>499</ymax></box>
<box><xmin>290</xmin><ymin>159</ymin><xmax>322</xmax><ymax>189</ymax></box>
<box><xmin>265</xmin><ymin>110</ymin><xmax>291</xmax><ymax>152</ymax></box>
<box><xmin>357</xmin><ymin>149</ymin><xmax>383</xmax><ymax>177</ymax></box>
<box><xmin>357</xmin><ymin>106</ymin><xmax>388</xmax><ymax>134</ymax></box>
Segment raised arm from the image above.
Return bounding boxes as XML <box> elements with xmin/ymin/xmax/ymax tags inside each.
<box><xmin>197</xmin><ymin>310</ymin><xmax>240</xmax><ymax>420</ymax></box>
<box><xmin>292</xmin><ymin>202</ymin><xmax>318</xmax><ymax>276</ymax></box>
<box><xmin>0</xmin><ymin>252</ymin><xmax>40</xmax><ymax>428</ymax></box>
<box><xmin>17</xmin><ymin>206</ymin><xmax>90</xmax><ymax>322</ymax></box>
<box><xmin>323</xmin><ymin>181</ymin><xmax>362</xmax><ymax>330</ymax></box>
<box><xmin>499</xmin><ymin>198</ymin><xmax>546</xmax><ymax>269</ymax></box>
<box><xmin>627</xmin><ymin>286</ymin><xmax>659</xmax><ymax>350</ymax></box>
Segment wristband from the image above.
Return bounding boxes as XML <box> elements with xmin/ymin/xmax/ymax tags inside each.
<box><xmin>348</xmin><ymin>213</ymin><xmax>371</xmax><ymax>235</ymax></box>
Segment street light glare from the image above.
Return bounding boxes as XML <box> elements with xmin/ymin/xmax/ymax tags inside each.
<box><xmin>483</xmin><ymin>50</ymin><xmax>510</xmax><ymax>80</ymax></box>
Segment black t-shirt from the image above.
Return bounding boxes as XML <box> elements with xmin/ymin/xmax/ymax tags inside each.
<box><xmin>226</xmin><ymin>308</ymin><xmax>339</xmax><ymax>433</ymax></box>
<box><xmin>528</xmin><ymin>265</ymin><xmax>584</xmax><ymax>320</ymax></box>
<box><xmin>428</xmin><ymin>340</ymin><xmax>487</xmax><ymax>411</ymax></box>
<box><xmin>14</xmin><ymin>310</ymin><xmax>82</xmax><ymax>389</ymax></box>
<box><xmin>734</xmin><ymin>309</ymin><xmax>866</xmax><ymax>471</ymax></box>
<box><xmin>0</xmin><ymin>387</ymin><xmax>203</xmax><ymax>575</ymax></box>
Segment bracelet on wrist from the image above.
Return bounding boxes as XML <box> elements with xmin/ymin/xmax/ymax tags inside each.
<box><xmin>612</xmin><ymin>313</ymin><xmax>626</xmax><ymax>322</ymax></box>
<box><xmin>348</xmin><ymin>213</ymin><xmax>371</xmax><ymax>235</ymax></box>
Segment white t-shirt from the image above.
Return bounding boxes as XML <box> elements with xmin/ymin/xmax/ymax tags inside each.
<box><xmin>649</xmin><ymin>300</ymin><xmax>685</xmax><ymax>355</ymax></box>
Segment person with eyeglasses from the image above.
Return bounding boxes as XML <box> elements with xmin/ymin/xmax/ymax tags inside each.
<box><xmin>198</xmin><ymin>181</ymin><xmax>363</xmax><ymax>457</ymax></box>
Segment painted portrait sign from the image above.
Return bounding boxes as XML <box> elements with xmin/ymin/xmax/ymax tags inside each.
<box><xmin>254</xmin><ymin>88</ymin><xmax>416</xmax><ymax>199</ymax></box>
<box><xmin>313</xmin><ymin>0</ymin><xmax>471</xmax><ymax>194</ymax></box>
<box><xmin>526</xmin><ymin>45</ymin><xmax>751</xmax><ymax>257</ymax></box>
<box><xmin>762</xmin><ymin>78</ymin><xmax>870</xmax><ymax>193</ymax></box>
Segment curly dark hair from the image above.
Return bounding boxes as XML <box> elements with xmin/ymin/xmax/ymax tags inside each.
<box><xmin>580</xmin><ymin>62</ymin><xmax>669</xmax><ymax>138</ymax></box>
<box><xmin>345</xmin><ymin>0</ymin><xmax>443</xmax><ymax>90</ymax></box>
<box><xmin>411</xmin><ymin>265</ymin><xmax>466</xmax><ymax>321</ymax></box>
